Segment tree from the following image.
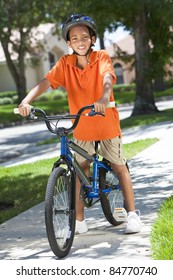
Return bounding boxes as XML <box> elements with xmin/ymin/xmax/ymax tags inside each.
<box><xmin>130</xmin><ymin>0</ymin><xmax>173</xmax><ymax>115</ymax></box>
<box><xmin>0</xmin><ymin>1</ymin><xmax>48</xmax><ymax>102</ymax></box>
<box><xmin>147</xmin><ymin>1</ymin><xmax>173</xmax><ymax>91</ymax></box>
<box><xmin>131</xmin><ymin>2</ymin><xmax>159</xmax><ymax>115</ymax></box>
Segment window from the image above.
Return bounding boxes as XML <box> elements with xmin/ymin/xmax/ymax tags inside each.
<box><xmin>114</xmin><ymin>63</ymin><xmax>124</xmax><ymax>84</ymax></box>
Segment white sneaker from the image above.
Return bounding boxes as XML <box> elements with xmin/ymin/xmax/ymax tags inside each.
<box><xmin>125</xmin><ymin>210</ymin><xmax>141</xmax><ymax>234</ymax></box>
<box><xmin>75</xmin><ymin>220</ymin><xmax>88</xmax><ymax>234</ymax></box>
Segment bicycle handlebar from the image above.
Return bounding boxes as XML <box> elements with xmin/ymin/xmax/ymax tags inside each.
<box><xmin>13</xmin><ymin>101</ymin><xmax>115</xmax><ymax>135</ymax></box>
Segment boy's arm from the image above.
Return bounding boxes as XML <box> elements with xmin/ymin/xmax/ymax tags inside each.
<box><xmin>94</xmin><ymin>73</ymin><xmax>113</xmax><ymax>114</ymax></box>
<box><xmin>18</xmin><ymin>78</ymin><xmax>51</xmax><ymax>116</ymax></box>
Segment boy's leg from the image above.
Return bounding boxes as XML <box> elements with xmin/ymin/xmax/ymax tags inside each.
<box><xmin>111</xmin><ymin>163</ymin><xmax>135</xmax><ymax>212</ymax></box>
<box><xmin>75</xmin><ymin>160</ymin><xmax>90</xmax><ymax>221</ymax></box>
<box><xmin>74</xmin><ymin>139</ymin><xmax>95</xmax><ymax>222</ymax></box>
<box><xmin>100</xmin><ymin>138</ymin><xmax>141</xmax><ymax>233</ymax></box>
<box><xmin>75</xmin><ymin>160</ymin><xmax>90</xmax><ymax>234</ymax></box>
<box><xmin>100</xmin><ymin>137</ymin><xmax>135</xmax><ymax>211</ymax></box>
<box><xmin>111</xmin><ymin>163</ymin><xmax>141</xmax><ymax>233</ymax></box>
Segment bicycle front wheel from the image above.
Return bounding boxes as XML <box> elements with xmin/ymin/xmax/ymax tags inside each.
<box><xmin>45</xmin><ymin>166</ymin><xmax>76</xmax><ymax>258</ymax></box>
<box><xmin>99</xmin><ymin>168</ymin><xmax>126</xmax><ymax>226</ymax></box>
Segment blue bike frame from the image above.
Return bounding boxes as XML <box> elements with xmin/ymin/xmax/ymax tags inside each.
<box><xmin>60</xmin><ymin>135</ymin><xmax>112</xmax><ymax>199</ymax></box>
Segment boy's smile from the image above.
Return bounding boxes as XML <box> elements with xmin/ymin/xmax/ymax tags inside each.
<box><xmin>67</xmin><ymin>25</ymin><xmax>95</xmax><ymax>56</ymax></box>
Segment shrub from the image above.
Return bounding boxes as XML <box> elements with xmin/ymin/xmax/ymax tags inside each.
<box><xmin>0</xmin><ymin>97</ymin><xmax>13</xmax><ymax>105</ymax></box>
<box><xmin>0</xmin><ymin>91</ymin><xmax>17</xmax><ymax>98</ymax></box>
<box><xmin>113</xmin><ymin>83</ymin><xmax>136</xmax><ymax>93</ymax></box>
<box><xmin>36</xmin><ymin>95</ymin><xmax>49</xmax><ymax>102</ymax></box>
<box><xmin>12</xmin><ymin>95</ymin><xmax>18</xmax><ymax>103</ymax></box>
<box><xmin>52</xmin><ymin>91</ymin><xmax>67</xmax><ymax>100</ymax></box>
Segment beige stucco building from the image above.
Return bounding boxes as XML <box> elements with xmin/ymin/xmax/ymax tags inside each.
<box><xmin>0</xmin><ymin>24</ymin><xmax>68</xmax><ymax>92</ymax></box>
<box><xmin>105</xmin><ymin>35</ymin><xmax>135</xmax><ymax>85</ymax></box>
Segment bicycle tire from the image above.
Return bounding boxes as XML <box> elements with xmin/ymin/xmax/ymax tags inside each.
<box><xmin>99</xmin><ymin>167</ymin><xmax>126</xmax><ymax>226</ymax></box>
<box><xmin>45</xmin><ymin>166</ymin><xmax>76</xmax><ymax>258</ymax></box>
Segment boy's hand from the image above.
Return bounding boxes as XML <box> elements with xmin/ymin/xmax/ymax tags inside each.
<box><xmin>94</xmin><ymin>102</ymin><xmax>106</xmax><ymax>114</ymax></box>
<box><xmin>94</xmin><ymin>97</ymin><xmax>109</xmax><ymax>115</ymax></box>
<box><xmin>18</xmin><ymin>103</ymin><xmax>31</xmax><ymax>117</ymax></box>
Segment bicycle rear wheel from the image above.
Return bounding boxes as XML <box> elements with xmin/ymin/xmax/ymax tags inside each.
<box><xmin>45</xmin><ymin>166</ymin><xmax>76</xmax><ymax>258</ymax></box>
<box><xmin>99</xmin><ymin>167</ymin><xmax>126</xmax><ymax>226</ymax></box>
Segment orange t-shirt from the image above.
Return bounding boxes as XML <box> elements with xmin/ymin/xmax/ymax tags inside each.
<box><xmin>45</xmin><ymin>50</ymin><xmax>122</xmax><ymax>141</ymax></box>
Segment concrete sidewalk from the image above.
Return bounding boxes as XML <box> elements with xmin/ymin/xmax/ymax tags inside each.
<box><xmin>0</xmin><ymin>121</ymin><xmax>173</xmax><ymax>260</ymax></box>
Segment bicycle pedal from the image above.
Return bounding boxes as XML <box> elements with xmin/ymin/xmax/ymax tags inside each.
<box><xmin>101</xmin><ymin>188</ymin><xmax>112</xmax><ymax>193</ymax></box>
<box><xmin>113</xmin><ymin>207</ymin><xmax>127</xmax><ymax>222</ymax></box>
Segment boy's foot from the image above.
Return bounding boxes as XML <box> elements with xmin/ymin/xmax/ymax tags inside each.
<box><xmin>124</xmin><ymin>210</ymin><xmax>141</xmax><ymax>234</ymax></box>
<box><xmin>75</xmin><ymin>220</ymin><xmax>88</xmax><ymax>234</ymax></box>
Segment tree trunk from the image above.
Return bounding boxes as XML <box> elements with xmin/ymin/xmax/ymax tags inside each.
<box><xmin>1</xmin><ymin>37</ymin><xmax>27</xmax><ymax>104</ymax></box>
<box><xmin>132</xmin><ymin>10</ymin><xmax>159</xmax><ymax>115</ymax></box>
<box><xmin>16</xmin><ymin>76</ymin><xmax>27</xmax><ymax>104</ymax></box>
<box><xmin>154</xmin><ymin>78</ymin><xmax>165</xmax><ymax>92</ymax></box>
<box><xmin>99</xmin><ymin>32</ymin><xmax>105</xmax><ymax>49</ymax></box>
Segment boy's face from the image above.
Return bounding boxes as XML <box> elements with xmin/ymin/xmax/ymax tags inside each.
<box><xmin>67</xmin><ymin>25</ymin><xmax>96</xmax><ymax>55</ymax></box>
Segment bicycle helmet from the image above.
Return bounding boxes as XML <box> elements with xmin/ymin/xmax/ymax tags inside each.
<box><xmin>62</xmin><ymin>14</ymin><xmax>97</xmax><ymax>42</ymax></box>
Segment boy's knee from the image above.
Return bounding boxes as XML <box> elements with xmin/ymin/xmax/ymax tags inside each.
<box><xmin>111</xmin><ymin>163</ymin><xmax>128</xmax><ymax>176</ymax></box>
<box><xmin>80</xmin><ymin>160</ymin><xmax>90</xmax><ymax>169</ymax></box>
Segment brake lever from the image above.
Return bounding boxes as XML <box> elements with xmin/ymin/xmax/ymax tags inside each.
<box><xmin>88</xmin><ymin>108</ymin><xmax>105</xmax><ymax>117</ymax></box>
<box><xmin>27</xmin><ymin>107</ymin><xmax>37</xmax><ymax>120</ymax></box>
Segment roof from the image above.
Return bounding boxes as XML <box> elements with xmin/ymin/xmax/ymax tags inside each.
<box><xmin>105</xmin><ymin>34</ymin><xmax>135</xmax><ymax>57</ymax></box>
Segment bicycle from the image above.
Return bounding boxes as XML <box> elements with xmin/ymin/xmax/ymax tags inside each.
<box><xmin>14</xmin><ymin>103</ymin><xmax>128</xmax><ymax>259</ymax></box>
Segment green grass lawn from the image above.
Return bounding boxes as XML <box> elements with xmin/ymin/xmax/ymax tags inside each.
<box><xmin>0</xmin><ymin>99</ymin><xmax>69</xmax><ymax>126</ymax></box>
<box><xmin>150</xmin><ymin>196</ymin><xmax>173</xmax><ymax>260</ymax></box>
<box><xmin>0</xmin><ymin>158</ymin><xmax>55</xmax><ymax>224</ymax></box>
<box><xmin>120</xmin><ymin>108</ymin><xmax>173</xmax><ymax>129</ymax></box>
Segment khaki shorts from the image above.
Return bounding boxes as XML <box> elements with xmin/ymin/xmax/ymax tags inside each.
<box><xmin>74</xmin><ymin>137</ymin><xmax>126</xmax><ymax>165</ymax></box>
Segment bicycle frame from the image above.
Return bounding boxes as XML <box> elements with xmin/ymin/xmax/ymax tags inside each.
<box><xmin>54</xmin><ymin>134</ymin><xmax>113</xmax><ymax>199</ymax></box>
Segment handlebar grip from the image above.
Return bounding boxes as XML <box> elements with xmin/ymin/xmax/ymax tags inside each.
<box><xmin>106</xmin><ymin>101</ymin><xmax>115</xmax><ymax>108</ymax></box>
<box><xmin>14</xmin><ymin>108</ymin><xmax>19</xmax><ymax>114</ymax></box>
<box><xmin>13</xmin><ymin>106</ymin><xmax>34</xmax><ymax>115</ymax></box>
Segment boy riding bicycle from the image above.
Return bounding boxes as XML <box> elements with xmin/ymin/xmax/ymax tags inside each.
<box><xmin>18</xmin><ymin>14</ymin><xmax>141</xmax><ymax>234</ymax></box>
